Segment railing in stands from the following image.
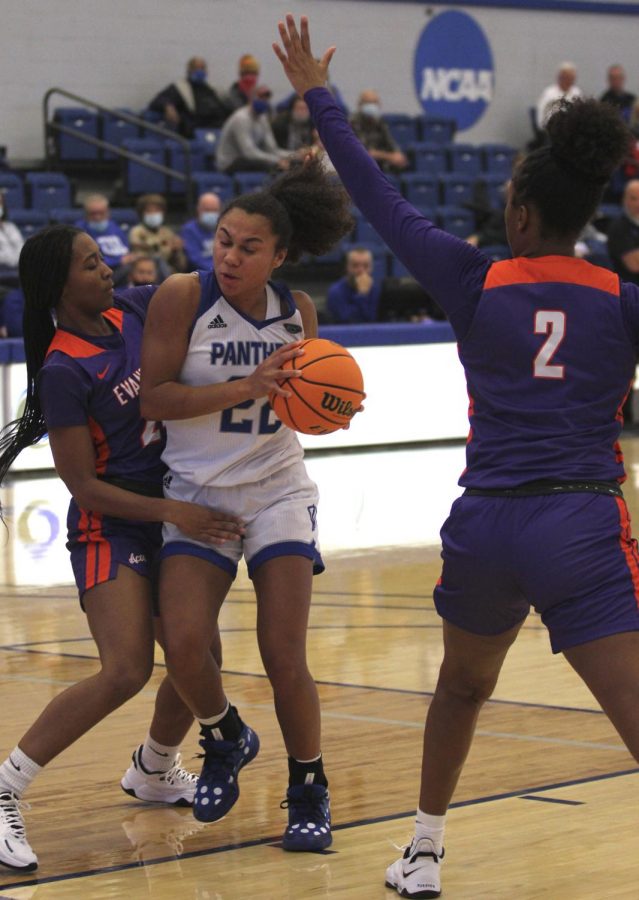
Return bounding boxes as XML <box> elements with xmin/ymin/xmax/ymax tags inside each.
<box><xmin>42</xmin><ymin>87</ymin><xmax>195</xmax><ymax>213</ymax></box>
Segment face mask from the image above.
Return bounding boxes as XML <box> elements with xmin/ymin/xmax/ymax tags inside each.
<box><xmin>239</xmin><ymin>74</ymin><xmax>258</xmax><ymax>94</ymax></box>
<box><xmin>199</xmin><ymin>211</ymin><xmax>219</xmax><ymax>230</ymax></box>
<box><xmin>360</xmin><ymin>102</ymin><xmax>381</xmax><ymax>119</ymax></box>
<box><xmin>143</xmin><ymin>212</ymin><xmax>163</xmax><ymax>229</ymax></box>
<box><xmin>189</xmin><ymin>69</ymin><xmax>207</xmax><ymax>84</ymax></box>
<box><xmin>252</xmin><ymin>99</ymin><xmax>270</xmax><ymax>116</ymax></box>
<box><xmin>91</xmin><ymin>219</ymin><xmax>109</xmax><ymax>232</ymax></box>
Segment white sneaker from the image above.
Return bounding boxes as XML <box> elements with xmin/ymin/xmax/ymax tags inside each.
<box><xmin>385</xmin><ymin>837</ymin><xmax>443</xmax><ymax>898</ymax></box>
<box><xmin>0</xmin><ymin>791</ymin><xmax>38</xmax><ymax>872</ymax></box>
<box><xmin>121</xmin><ymin>747</ymin><xmax>197</xmax><ymax>807</ymax></box>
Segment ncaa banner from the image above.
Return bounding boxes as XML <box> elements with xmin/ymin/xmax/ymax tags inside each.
<box><xmin>413</xmin><ymin>10</ymin><xmax>494</xmax><ymax>130</ymax></box>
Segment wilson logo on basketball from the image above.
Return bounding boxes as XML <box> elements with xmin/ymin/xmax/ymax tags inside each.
<box><xmin>321</xmin><ymin>392</ymin><xmax>355</xmax><ymax>418</ymax></box>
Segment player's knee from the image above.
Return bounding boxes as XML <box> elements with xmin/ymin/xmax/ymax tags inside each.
<box><xmin>101</xmin><ymin>659</ymin><xmax>153</xmax><ymax>701</ymax></box>
<box><xmin>439</xmin><ymin>669</ymin><xmax>497</xmax><ymax>706</ymax></box>
<box><xmin>163</xmin><ymin>629</ymin><xmax>210</xmax><ymax>674</ymax></box>
<box><xmin>261</xmin><ymin>646</ymin><xmax>307</xmax><ymax>687</ymax></box>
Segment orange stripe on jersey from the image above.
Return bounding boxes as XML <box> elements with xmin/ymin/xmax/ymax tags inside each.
<box><xmin>484</xmin><ymin>257</ymin><xmax>620</xmax><ymax>296</ymax></box>
<box><xmin>615</xmin><ymin>496</ymin><xmax>639</xmax><ymax>607</ymax></box>
<box><xmin>104</xmin><ymin>308</ymin><xmax>124</xmax><ymax>331</ymax></box>
<box><xmin>46</xmin><ymin>330</ymin><xmax>106</xmax><ymax>359</ymax></box>
<box><xmin>88</xmin><ymin>416</ymin><xmax>110</xmax><ymax>475</ymax></box>
<box><xmin>96</xmin><ymin>533</ymin><xmax>112</xmax><ymax>584</ymax></box>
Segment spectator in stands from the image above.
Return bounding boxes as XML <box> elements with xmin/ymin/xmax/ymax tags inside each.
<box><xmin>535</xmin><ymin>62</ymin><xmax>583</xmax><ymax>129</ymax></box>
<box><xmin>75</xmin><ymin>193</ymin><xmax>133</xmax><ymax>275</ymax></box>
<box><xmin>327</xmin><ymin>247</ymin><xmax>382</xmax><ymax>324</ymax></box>
<box><xmin>607</xmin><ymin>179</ymin><xmax>639</xmax><ymax>286</ymax></box>
<box><xmin>600</xmin><ymin>64</ymin><xmax>635</xmax><ymax>121</ymax></box>
<box><xmin>0</xmin><ymin>197</ymin><xmax>24</xmax><ymax>289</ymax></box>
<box><xmin>149</xmin><ymin>57</ymin><xmax>230</xmax><ymax>137</ymax></box>
<box><xmin>129</xmin><ymin>194</ymin><xmax>187</xmax><ymax>276</ymax></box>
<box><xmin>180</xmin><ymin>192</ymin><xmax>220</xmax><ymax>270</ymax></box>
<box><xmin>276</xmin><ymin>78</ymin><xmax>349</xmax><ymax>117</ymax></box>
<box><xmin>216</xmin><ymin>85</ymin><xmax>292</xmax><ymax>174</ymax></box>
<box><xmin>126</xmin><ymin>256</ymin><xmax>159</xmax><ymax>287</ymax></box>
<box><xmin>349</xmin><ymin>90</ymin><xmax>408</xmax><ymax>173</ymax></box>
<box><xmin>225</xmin><ymin>54</ymin><xmax>261</xmax><ymax>112</ymax></box>
<box><xmin>272</xmin><ymin>97</ymin><xmax>314</xmax><ymax>151</ymax></box>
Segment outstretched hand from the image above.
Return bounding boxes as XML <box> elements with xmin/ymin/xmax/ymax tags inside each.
<box><xmin>273</xmin><ymin>14</ymin><xmax>335</xmax><ymax>97</ymax></box>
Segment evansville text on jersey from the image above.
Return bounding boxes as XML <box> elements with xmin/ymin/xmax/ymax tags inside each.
<box><xmin>113</xmin><ymin>367</ymin><xmax>141</xmax><ymax>406</ymax></box>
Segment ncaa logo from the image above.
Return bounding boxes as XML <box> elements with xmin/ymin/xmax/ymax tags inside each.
<box><xmin>413</xmin><ymin>10</ymin><xmax>494</xmax><ymax>131</ymax></box>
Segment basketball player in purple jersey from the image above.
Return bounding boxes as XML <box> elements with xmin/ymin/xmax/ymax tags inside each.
<box><xmin>0</xmin><ymin>225</ymin><xmax>243</xmax><ymax>873</ymax></box>
<box><xmin>275</xmin><ymin>16</ymin><xmax>639</xmax><ymax>898</ymax></box>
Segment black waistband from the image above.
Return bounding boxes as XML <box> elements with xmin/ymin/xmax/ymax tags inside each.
<box><xmin>464</xmin><ymin>480</ymin><xmax>623</xmax><ymax>498</ymax></box>
<box><xmin>97</xmin><ymin>475</ymin><xmax>164</xmax><ymax>499</ymax></box>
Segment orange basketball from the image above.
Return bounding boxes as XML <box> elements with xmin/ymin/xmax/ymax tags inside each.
<box><xmin>269</xmin><ymin>338</ymin><xmax>365</xmax><ymax>435</ymax></box>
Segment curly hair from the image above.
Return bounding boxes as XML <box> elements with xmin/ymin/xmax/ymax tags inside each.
<box><xmin>221</xmin><ymin>156</ymin><xmax>354</xmax><ymax>263</ymax></box>
<box><xmin>512</xmin><ymin>98</ymin><xmax>632</xmax><ymax>238</ymax></box>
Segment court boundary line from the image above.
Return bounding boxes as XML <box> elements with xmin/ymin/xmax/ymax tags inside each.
<box><xmin>1</xmin><ymin>767</ymin><xmax>636</xmax><ymax>892</ymax></box>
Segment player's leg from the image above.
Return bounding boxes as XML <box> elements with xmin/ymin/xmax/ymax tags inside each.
<box><xmin>385</xmin><ymin>619</ymin><xmax>523</xmax><ymax>899</ymax></box>
<box><xmin>0</xmin><ymin>565</ymin><xmax>155</xmax><ymax>873</ymax></box>
<box><xmin>563</xmin><ymin>631</ymin><xmax>639</xmax><ymax>761</ymax></box>
<box><xmin>253</xmin><ymin>554</ymin><xmax>331</xmax><ymax>851</ymax></box>
<box><xmin>158</xmin><ymin>552</ymin><xmax>258</xmax><ymax>823</ymax></box>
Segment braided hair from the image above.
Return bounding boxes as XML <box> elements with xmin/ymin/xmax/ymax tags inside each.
<box><xmin>0</xmin><ymin>225</ymin><xmax>81</xmax><ymax>485</ymax></box>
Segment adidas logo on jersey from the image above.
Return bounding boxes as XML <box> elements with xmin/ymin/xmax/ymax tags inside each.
<box><xmin>208</xmin><ymin>314</ymin><xmax>227</xmax><ymax>329</ymax></box>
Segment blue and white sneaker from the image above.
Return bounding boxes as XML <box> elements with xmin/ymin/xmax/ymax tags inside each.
<box><xmin>193</xmin><ymin>723</ymin><xmax>259</xmax><ymax>822</ymax></box>
<box><xmin>281</xmin><ymin>783</ymin><xmax>332</xmax><ymax>852</ymax></box>
<box><xmin>384</xmin><ymin>837</ymin><xmax>444</xmax><ymax>898</ymax></box>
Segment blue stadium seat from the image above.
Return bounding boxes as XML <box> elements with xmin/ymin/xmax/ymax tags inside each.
<box><xmin>233</xmin><ymin>172</ymin><xmax>269</xmax><ymax>195</ymax></box>
<box><xmin>49</xmin><ymin>207</ymin><xmax>82</xmax><ymax>224</ymax></box>
<box><xmin>436</xmin><ymin>206</ymin><xmax>475</xmax><ymax>238</ymax></box>
<box><xmin>11</xmin><ymin>209</ymin><xmax>49</xmax><ymax>238</ymax></box>
<box><xmin>25</xmin><ymin>172</ymin><xmax>72</xmax><ymax>212</ymax></box>
<box><xmin>479</xmin><ymin>244</ymin><xmax>511</xmax><ymax>261</ymax></box>
<box><xmin>0</xmin><ymin>172</ymin><xmax>25</xmax><ymax>210</ymax></box>
<box><xmin>388</xmin><ymin>255</ymin><xmax>413</xmax><ymax>278</ymax></box>
<box><xmin>408</xmin><ymin>143</ymin><xmax>448</xmax><ymax>175</ymax></box>
<box><xmin>438</xmin><ymin>174</ymin><xmax>475</xmax><ymax>207</ymax></box>
<box><xmin>353</xmin><ymin>217</ymin><xmax>385</xmax><ymax>246</ymax></box>
<box><xmin>166</xmin><ymin>142</ymin><xmax>207</xmax><ymax>195</ymax></box>
<box><xmin>101</xmin><ymin>110</ymin><xmax>140</xmax><ymax>160</ymax></box>
<box><xmin>447</xmin><ymin>144</ymin><xmax>483</xmax><ymax>176</ymax></box>
<box><xmin>481</xmin><ymin>143</ymin><xmax>517</xmax><ymax>177</ymax></box>
<box><xmin>53</xmin><ymin>107</ymin><xmax>99</xmax><ymax>161</ymax></box>
<box><xmin>417</xmin><ymin>116</ymin><xmax>456</xmax><ymax>144</ymax></box>
<box><xmin>382</xmin><ymin>114</ymin><xmax>419</xmax><ymax>149</ymax></box>
<box><xmin>110</xmin><ymin>208</ymin><xmax>138</xmax><ymax>232</ymax></box>
<box><xmin>121</xmin><ymin>139</ymin><xmax>166</xmax><ymax>194</ymax></box>
<box><xmin>479</xmin><ymin>174</ymin><xmax>508</xmax><ymax>208</ymax></box>
<box><xmin>194</xmin><ymin>128</ymin><xmax>222</xmax><ymax>149</ymax></box>
<box><xmin>402</xmin><ymin>173</ymin><xmax>438</xmax><ymax>208</ymax></box>
<box><xmin>193</xmin><ymin>172</ymin><xmax>234</xmax><ymax>201</ymax></box>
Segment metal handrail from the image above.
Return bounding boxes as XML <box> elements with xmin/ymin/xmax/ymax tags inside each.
<box><xmin>43</xmin><ymin>87</ymin><xmax>195</xmax><ymax>212</ymax></box>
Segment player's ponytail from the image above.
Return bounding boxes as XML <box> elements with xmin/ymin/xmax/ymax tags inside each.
<box><xmin>222</xmin><ymin>156</ymin><xmax>354</xmax><ymax>263</ymax></box>
<box><xmin>512</xmin><ymin>98</ymin><xmax>631</xmax><ymax>239</ymax></box>
<box><xmin>0</xmin><ymin>225</ymin><xmax>80</xmax><ymax>487</ymax></box>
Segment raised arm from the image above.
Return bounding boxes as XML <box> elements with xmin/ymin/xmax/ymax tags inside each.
<box><xmin>273</xmin><ymin>15</ymin><xmax>492</xmax><ymax>339</ymax></box>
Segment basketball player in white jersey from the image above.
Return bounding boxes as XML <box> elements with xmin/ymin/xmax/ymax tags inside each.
<box><xmin>140</xmin><ymin>156</ymin><xmax>355</xmax><ymax>851</ymax></box>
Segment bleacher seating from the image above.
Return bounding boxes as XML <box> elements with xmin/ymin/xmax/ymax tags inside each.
<box><xmin>401</xmin><ymin>173</ymin><xmax>438</xmax><ymax>209</ymax></box>
<box><xmin>101</xmin><ymin>110</ymin><xmax>139</xmax><ymax>160</ymax></box>
<box><xmin>121</xmin><ymin>138</ymin><xmax>166</xmax><ymax>194</ymax></box>
<box><xmin>166</xmin><ymin>143</ymin><xmax>207</xmax><ymax>195</ymax></box>
<box><xmin>193</xmin><ymin>172</ymin><xmax>234</xmax><ymax>200</ymax></box>
<box><xmin>49</xmin><ymin>207</ymin><xmax>82</xmax><ymax>225</ymax></box>
<box><xmin>438</xmin><ymin>173</ymin><xmax>475</xmax><ymax>207</ymax></box>
<box><xmin>409</xmin><ymin>143</ymin><xmax>448</xmax><ymax>176</ymax></box>
<box><xmin>417</xmin><ymin>116</ymin><xmax>456</xmax><ymax>144</ymax></box>
<box><xmin>110</xmin><ymin>208</ymin><xmax>138</xmax><ymax>231</ymax></box>
<box><xmin>233</xmin><ymin>172</ymin><xmax>270</xmax><ymax>195</ymax></box>
<box><xmin>481</xmin><ymin>144</ymin><xmax>517</xmax><ymax>177</ymax></box>
<box><xmin>25</xmin><ymin>172</ymin><xmax>72</xmax><ymax>212</ymax></box>
<box><xmin>12</xmin><ymin>209</ymin><xmax>49</xmax><ymax>237</ymax></box>
<box><xmin>382</xmin><ymin>114</ymin><xmax>419</xmax><ymax>149</ymax></box>
<box><xmin>436</xmin><ymin>206</ymin><xmax>475</xmax><ymax>238</ymax></box>
<box><xmin>0</xmin><ymin>172</ymin><xmax>25</xmax><ymax>210</ymax></box>
<box><xmin>447</xmin><ymin>144</ymin><xmax>483</xmax><ymax>176</ymax></box>
<box><xmin>53</xmin><ymin>108</ymin><xmax>99</xmax><ymax>161</ymax></box>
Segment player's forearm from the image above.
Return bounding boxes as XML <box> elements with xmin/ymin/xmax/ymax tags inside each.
<box><xmin>140</xmin><ymin>378</ymin><xmax>254</xmax><ymax>421</ymax></box>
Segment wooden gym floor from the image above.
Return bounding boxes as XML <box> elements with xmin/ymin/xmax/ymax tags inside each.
<box><xmin>0</xmin><ymin>440</ymin><xmax>638</xmax><ymax>899</ymax></box>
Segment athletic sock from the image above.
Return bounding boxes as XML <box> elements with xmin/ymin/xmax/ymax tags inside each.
<box><xmin>415</xmin><ymin>808</ymin><xmax>446</xmax><ymax>855</ymax></box>
<box><xmin>0</xmin><ymin>746</ymin><xmax>42</xmax><ymax>797</ymax></box>
<box><xmin>199</xmin><ymin>702</ymin><xmax>243</xmax><ymax>741</ymax></box>
<box><xmin>139</xmin><ymin>734</ymin><xmax>180</xmax><ymax>774</ymax></box>
<box><xmin>288</xmin><ymin>753</ymin><xmax>328</xmax><ymax>787</ymax></box>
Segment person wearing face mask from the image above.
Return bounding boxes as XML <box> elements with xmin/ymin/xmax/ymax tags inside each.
<box><xmin>180</xmin><ymin>192</ymin><xmax>221</xmax><ymax>271</ymax></box>
<box><xmin>75</xmin><ymin>193</ymin><xmax>134</xmax><ymax>275</ymax></box>
<box><xmin>272</xmin><ymin>97</ymin><xmax>314</xmax><ymax>152</ymax></box>
<box><xmin>607</xmin><ymin>180</ymin><xmax>639</xmax><ymax>286</ymax></box>
<box><xmin>224</xmin><ymin>54</ymin><xmax>261</xmax><ymax>112</ymax></box>
<box><xmin>216</xmin><ymin>85</ymin><xmax>293</xmax><ymax>175</ymax></box>
<box><xmin>350</xmin><ymin>89</ymin><xmax>408</xmax><ymax>173</ymax></box>
<box><xmin>0</xmin><ymin>196</ymin><xmax>24</xmax><ymax>284</ymax></box>
<box><xmin>148</xmin><ymin>57</ymin><xmax>231</xmax><ymax>137</ymax></box>
<box><xmin>129</xmin><ymin>194</ymin><xmax>187</xmax><ymax>275</ymax></box>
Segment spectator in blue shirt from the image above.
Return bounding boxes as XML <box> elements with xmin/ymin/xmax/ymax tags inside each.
<box><xmin>75</xmin><ymin>194</ymin><xmax>134</xmax><ymax>275</ymax></box>
<box><xmin>180</xmin><ymin>193</ymin><xmax>221</xmax><ymax>270</ymax></box>
<box><xmin>326</xmin><ymin>246</ymin><xmax>382</xmax><ymax>323</ymax></box>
